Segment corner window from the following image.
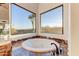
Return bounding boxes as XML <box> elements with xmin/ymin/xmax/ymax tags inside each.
<box><xmin>41</xmin><ymin>5</ymin><xmax>63</xmax><ymax>34</ymax></box>
<box><xmin>11</xmin><ymin>4</ymin><xmax>36</xmax><ymax>35</ymax></box>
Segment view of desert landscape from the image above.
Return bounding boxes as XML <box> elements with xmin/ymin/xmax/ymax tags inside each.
<box><xmin>41</xmin><ymin>27</ymin><xmax>62</xmax><ymax>34</ymax></box>
<box><xmin>11</xmin><ymin>27</ymin><xmax>62</xmax><ymax>35</ymax></box>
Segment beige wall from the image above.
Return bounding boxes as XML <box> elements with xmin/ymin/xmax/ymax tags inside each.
<box><xmin>38</xmin><ymin>3</ymin><xmax>61</xmax><ymax>13</ymax></box>
<box><xmin>71</xmin><ymin>4</ymin><xmax>79</xmax><ymax>56</ymax></box>
<box><xmin>0</xmin><ymin>4</ymin><xmax>9</xmax><ymax>22</ymax></box>
<box><xmin>17</xmin><ymin>3</ymin><xmax>38</xmax><ymax>13</ymax></box>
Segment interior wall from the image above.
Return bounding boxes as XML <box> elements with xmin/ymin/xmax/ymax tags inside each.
<box><xmin>17</xmin><ymin>3</ymin><xmax>38</xmax><ymax>13</ymax></box>
<box><xmin>71</xmin><ymin>4</ymin><xmax>79</xmax><ymax>56</ymax></box>
<box><xmin>0</xmin><ymin>4</ymin><xmax>9</xmax><ymax>22</ymax></box>
<box><xmin>38</xmin><ymin>3</ymin><xmax>61</xmax><ymax>14</ymax></box>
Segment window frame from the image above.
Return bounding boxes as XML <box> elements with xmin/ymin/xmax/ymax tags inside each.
<box><xmin>40</xmin><ymin>4</ymin><xmax>64</xmax><ymax>35</ymax></box>
<box><xmin>11</xmin><ymin>3</ymin><xmax>36</xmax><ymax>35</ymax></box>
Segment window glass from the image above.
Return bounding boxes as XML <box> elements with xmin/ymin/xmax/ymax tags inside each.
<box><xmin>41</xmin><ymin>5</ymin><xmax>63</xmax><ymax>34</ymax></box>
<box><xmin>11</xmin><ymin>4</ymin><xmax>36</xmax><ymax>35</ymax></box>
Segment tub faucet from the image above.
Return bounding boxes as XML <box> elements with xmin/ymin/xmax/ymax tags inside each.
<box><xmin>51</xmin><ymin>43</ymin><xmax>59</xmax><ymax>56</ymax></box>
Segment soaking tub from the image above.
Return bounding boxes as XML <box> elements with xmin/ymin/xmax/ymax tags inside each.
<box><xmin>22</xmin><ymin>38</ymin><xmax>60</xmax><ymax>53</ymax></box>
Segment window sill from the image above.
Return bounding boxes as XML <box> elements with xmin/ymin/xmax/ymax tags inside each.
<box><xmin>10</xmin><ymin>33</ymin><xmax>36</xmax><ymax>41</ymax></box>
<box><xmin>38</xmin><ymin>33</ymin><xmax>65</xmax><ymax>40</ymax></box>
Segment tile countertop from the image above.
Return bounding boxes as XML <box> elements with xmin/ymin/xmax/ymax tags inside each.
<box><xmin>0</xmin><ymin>35</ymin><xmax>11</xmax><ymax>46</ymax></box>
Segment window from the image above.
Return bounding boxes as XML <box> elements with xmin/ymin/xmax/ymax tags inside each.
<box><xmin>41</xmin><ymin>5</ymin><xmax>63</xmax><ymax>34</ymax></box>
<box><xmin>11</xmin><ymin>4</ymin><xmax>36</xmax><ymax>35</ymax></box>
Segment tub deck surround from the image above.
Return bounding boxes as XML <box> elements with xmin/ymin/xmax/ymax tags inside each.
<box><xmin>11</xmin><ymin>35</ymin><xmax>67</xmax><ymax>44</ymax></box>
<box><xmin>31</xmin><ymin>35</ymin><xmax>68</xmax><ymax>45</ymax></box>
<box><xmin>12</xmin><ymin>36</ymin><xmax>68</xmax><ymax>56</ymax></box>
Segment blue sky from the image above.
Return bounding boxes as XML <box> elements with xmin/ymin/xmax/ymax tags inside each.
<box><xmin>41</xmin><ymin>6</ymin><xmax>62</xmax><ymax>27</ymax></box>
<box><xmin>12</xmin><ymin>4</ymin><xmax>33</xmax><ymax>29</ymax></box>
<box><xmin>12</xmin><ymin>4</ymin><xmax>62</xmax><ymax>29</ymax></box>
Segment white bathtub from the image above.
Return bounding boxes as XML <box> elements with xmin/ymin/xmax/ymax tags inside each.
<box><xmin>22</xmin><ymin>38</ymin><xmax>60</xmax><ymax>53</ymax></box>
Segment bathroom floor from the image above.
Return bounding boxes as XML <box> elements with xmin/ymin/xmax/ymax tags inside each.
<box><xmin>12</xmin><ymin>37</ymin><xmax>68</xmax><ymax>56</ymax></box>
